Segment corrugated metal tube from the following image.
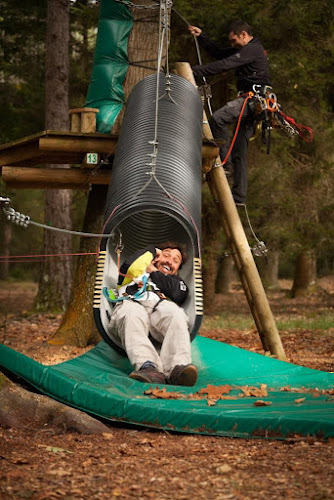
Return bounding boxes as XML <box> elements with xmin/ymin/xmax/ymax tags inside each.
<box><xmin>94</xmin><ymin>73</ymin><xmax>204</xmax><ymax>349</ymax></box>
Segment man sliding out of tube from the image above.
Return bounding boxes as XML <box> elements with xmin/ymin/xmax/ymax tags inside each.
<box><xmin>189</xmin><ymin>20</ymin><xmax>271</xmax><ymax>205</ymax></box>
<box><xmin>107</xmin><ymin>242</ymin><xmax>198</xmax><ymax>386</ymax></box>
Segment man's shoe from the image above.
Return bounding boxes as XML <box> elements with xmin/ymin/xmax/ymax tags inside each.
<box><xmin>169</xmin><ymin>364</ymin><xmax>198</xmax><ymax>386</ymax></box>
<box><xmin>129</xmin><ymin>361</ymin><xmax>166</xmax><ymax>384</ymax></box>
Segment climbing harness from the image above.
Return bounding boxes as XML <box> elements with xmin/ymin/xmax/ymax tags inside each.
<box><xmin>250</xmin><ymin>84</ymin><xmax>313</xmax><ymax>154</ymax></box>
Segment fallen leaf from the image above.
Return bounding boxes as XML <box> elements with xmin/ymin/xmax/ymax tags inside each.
<box><xmin>102</xmin><ymin>432</ymin><xmax>113</xmax><ymax>440</ymax></box>
<box><xmin>241</xmin><ymin>384</ymin><xmax>268</xmax><ymax>398</ymax></box>
<box><xmin>254</xmin><ymin>400</ymin><xmax>272</xmax><ymax>406</ymax></box>
<box><xmin>49</xmin><ymin>468</ymin><xmax>72</xmax><ymax>476</ymax></box>
<box><xmin>198</xmin><ymin>384</ymin><xmax>233</xmax><ymax>399</ymax></box>
<box><xmin>45</xmin><ymin>446</ymin><xmax>73</xmax><ymax>454</ymax></box>
<box><xmin>144</xmin><ymin>387</ymin><xmax>181</xmax><ymax>399</ymax></box>
<box><xmin>207</xmin><ymin>399</ymin><xmax>217</xmax><ymax>406</ymax></box>
<box><xmin>294</xmin><ymin>398</ymin><xmax>306</xmax><ymax>404</ymax></box>
<box><xmin>216</xmin><ymin>464</ymin><xmax>232</xmax><ymax>473</ymax></box>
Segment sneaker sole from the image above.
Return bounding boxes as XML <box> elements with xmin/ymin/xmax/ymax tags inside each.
<box><xmin>129</xmin><ymin>372</ymin><xmax>152</xmax><ymax>383</ymax></box>
<box><xmin>129</xmin><ymin>372</ymin><xmax>166</xmax><ymax>384</ymax></box>
<box><xmin>176</xmin><ymin>365</ymin><xmax>198</xmax><ymax>387</ymax></box>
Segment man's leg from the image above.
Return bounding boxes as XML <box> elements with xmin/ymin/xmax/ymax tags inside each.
<box><xmin>209</xmin><ymin>97</ymin><xmax>247</xmax><ymax>165</ymax></box>
<box><xmin>149</xmin><ymin>301</ymin><xmax>193</xmax><ymax>378</ymax></box>
<box><xmin>231</xmin><ymin>117</ymin><xmax>256</xmax><ymax>204</ymax></box>
<box><xmin>109</xmin><ymin>300</ymin><xmax>163</xmax><ymax>372</ymax></box>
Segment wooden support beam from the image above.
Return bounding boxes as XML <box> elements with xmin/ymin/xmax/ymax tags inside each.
<box><xmin>175</xmin><ymin>62</ymin><xmax>286</xmax><ymax>361</ymax></box>
<box><xmin>2</xmin><ymin>166</ymin><xmax>111</xmax><ymax>189</ymax></box>
<box><xmin>0</xmin><ymin>131</ymin><xmax>118</xmax><ymax>168</ymax></box>
<box><xmin>0</xmin><ymin>142</ymin><xmax>41</xmax><ymax>167</ymax></box>
<box><xmin>39</xmin><ymin>135</ymin><xmax>118</xmax><ymax>154</ymax></box>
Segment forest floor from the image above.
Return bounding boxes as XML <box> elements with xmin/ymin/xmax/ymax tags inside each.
<box><xmin>0</xmin><ymin>277</ymin><xmax>334</xmax><ymax>500</ymax></box>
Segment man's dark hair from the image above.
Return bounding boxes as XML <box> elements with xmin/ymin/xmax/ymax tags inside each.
<box><xmin>159</xmin><ymin>241</ymin><xmax>188</xmax><ymax>269</ymax></box>
<box><xmin>228</xmin><ymin>20</ymin><xmax>252</xmax><ymax>36</ymax></box>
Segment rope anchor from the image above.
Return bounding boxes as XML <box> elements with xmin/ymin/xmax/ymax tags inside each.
<box><xmin>4</xmin><ymin>206</ymin><xmax>31</xmax><ymax>228</ymax></box>
<box><xmin>0</xmin><ymin>197</ymin><xmax>114</xmax><ymax>239</ymax></box>
<box><xmin>251</xmin><ymin>240</ymin><xmax>268</xmax><ymax>258</ymax></box>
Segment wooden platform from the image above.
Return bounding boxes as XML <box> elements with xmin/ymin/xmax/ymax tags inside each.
<box><xmin>0</xmin><ymin>130</ymin><xmax>118</xmax><ymax>167</ymax></box>
<box><xmin>0</xmin><ymin>130</ymin><xmax>219</xmax><ymax>189</ymax></box>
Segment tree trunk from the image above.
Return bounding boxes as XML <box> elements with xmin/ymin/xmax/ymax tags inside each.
<box><xmin>34</xmin><ymin>0</ymin><xmax>72</xmax><ymax>312</ymax></box>
<box><xmin>215</xmin><ymin>254</ymin><xmax>236</xmax><ymax>294</ymax></box>
<box><xmin>111</xmin><ymin>0</ymin><xmax>167</xmax><ymax>134</ymax></box>
<box><xmin>291</xmin><ymin>249</ymin><xmax>318</xmax><ymax>297</ymax></box>
<box><xmin>202</xmin><ymin>188</ymin><xmax>220</xmax><ymax>313</ymax></box>
<box><xmin>0</xmin><ymin>222</ymin><xmax>12</xmax><ymax>280</ymax></box>
<box><xmin>50</xmin><ymin>185</ymin><xmax>108</xmax><ymax>346</ymax></box>
<box><xmin>0</xmin><ymin>371</ymin><xmax>109</xmax><ymax>434</ymax></box>
<box><xmin>257</xmin><ymin>250</ymin><xmax>280</xmax><ymax>291</ymax></box>
<box><xmin>202</xmin><ymin>233</ymin><xmax>220</xmax><ymax>314</ymax></box>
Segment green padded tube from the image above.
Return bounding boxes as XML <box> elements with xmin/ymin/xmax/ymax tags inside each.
<box><xmin>85</xmin><ymin>0</ymin><xmax>133</xmax><ymax>132</ymax></box>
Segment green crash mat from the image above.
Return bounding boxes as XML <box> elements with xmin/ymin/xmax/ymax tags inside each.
<box><xmin>0</xmin><ymin>337</ymin><xmax>333</xmax><ymax>440</ymax></box>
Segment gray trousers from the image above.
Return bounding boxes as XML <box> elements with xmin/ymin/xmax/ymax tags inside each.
<box><xmin>108</xmin><ymin>299</ymin><xmax>191</xmax><ymax>376</ymax></box>
<box><xmin>209</xmin><ymin>97</ymin><xmax>256</xmax><ymax>204</ymax></box>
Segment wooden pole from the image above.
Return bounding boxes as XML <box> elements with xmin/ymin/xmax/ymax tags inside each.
<box><xmin>175</xmin><ymin>62</ymin><xmax>286</xmax><ymax>361</ymax></box>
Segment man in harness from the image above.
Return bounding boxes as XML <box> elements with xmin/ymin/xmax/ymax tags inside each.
<box><xmin>106</xmin><ymin>242</ymin><xmax>198</xmax><ymax>386</ymax></box>
<box><xmin>189</xmin><ymin>20</ymin><xmax>271</xmax><ymax>205</ymax></box>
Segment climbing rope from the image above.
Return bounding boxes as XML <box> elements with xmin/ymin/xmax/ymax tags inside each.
<box><xmin>172</xmin><ymin>8</ymin><xmax>213</xmax><ymax>115</ymax></box>
<box><xmin>220</xmin><ymin>93</ymin><xmax>253</xmax><ymax>166</ymax></box>
<box><xmin>242</xmin><ymin>204</ymin><xmax>268</xmax><ymax>259</ymax></box>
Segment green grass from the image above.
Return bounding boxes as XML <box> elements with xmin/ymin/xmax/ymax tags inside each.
<box><xmin>275</xmin><ymin>314</ymin><xmax>334</xmax><ymax>332</ymax></box>
<box><xmin>202</xmin><ymin>312</ymin><xmax>334</xmax><ymax>332</ymax></box>
<box><xmin>202</xmin><ymin>314</ymin><xmax>255</xmax><ymax>330</ymax></box>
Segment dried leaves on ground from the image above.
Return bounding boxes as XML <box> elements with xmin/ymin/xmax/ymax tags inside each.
<box><xmin>0</xmin><ymin>278</ymin><xmax>333</xmax><ymax>499</ymax></box>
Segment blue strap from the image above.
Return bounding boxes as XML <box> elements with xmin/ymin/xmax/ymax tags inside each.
<box><xmin>103</xmin><ymin>273</ymin><xmax>149</xmax><ymax>304</ymax></box>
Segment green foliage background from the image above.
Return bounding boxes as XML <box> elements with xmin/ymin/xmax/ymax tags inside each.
<box><xmin>0</xmin><ymin>0</ymin><xmax>333</xmax><ymax>279</ymax></box>
<box><xmin>171</xmin><ymin>0</ymin><xmax>334</xmax><ymax>276</ymax></box>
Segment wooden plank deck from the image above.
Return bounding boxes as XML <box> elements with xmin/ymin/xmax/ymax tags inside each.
<box><xmin>0</xmin><ymin>130</ymin><xmax>219</xmax><ymax>188</ymax></box>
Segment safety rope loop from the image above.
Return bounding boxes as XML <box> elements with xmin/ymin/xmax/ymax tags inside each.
<box><xmin>220</xmin><ymin>94</ymin><xmax>251</xmax><ymax>166</ymax></box>
<box><xmin>279</xmin><ymin>111</ymin><xmax>313</xmax><ymax>143</ymax></box>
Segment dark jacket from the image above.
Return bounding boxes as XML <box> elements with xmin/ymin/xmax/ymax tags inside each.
<box><xmin>118</xmin><ymin>246</ymin><xmax>188</xmax><ymax>305</ymax></box>
<box><xmin>192</xmin><ymin>33</ymin><xmax>271</xmax><ymax>92</ymax></box>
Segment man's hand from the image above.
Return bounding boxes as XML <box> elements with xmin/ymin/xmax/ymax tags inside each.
<box><xmin>188</xmin><ymin>25</ymin><xmax>202</xmax><ymax>37</ymax></box>
<box><xmin>146</xmin><ymin>262</ymin><xmax>158</xmax><ymax>274</ymax></box>
<box><xmin>146</xmin><ymin>248</ymin><xmax>163</xmax><ymax>274</ymax></box>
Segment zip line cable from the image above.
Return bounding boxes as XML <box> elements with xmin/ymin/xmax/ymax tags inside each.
<box><xmin>1</xmin><ymin>202</ymin><xmax>114</xmax><ymax>239</ymax></box>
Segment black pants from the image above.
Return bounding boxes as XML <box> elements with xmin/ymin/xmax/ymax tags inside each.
<box><xmin>209</xmin><ymin>97</ymin><xmax>255</xmax><ymax>204</ymax></box>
